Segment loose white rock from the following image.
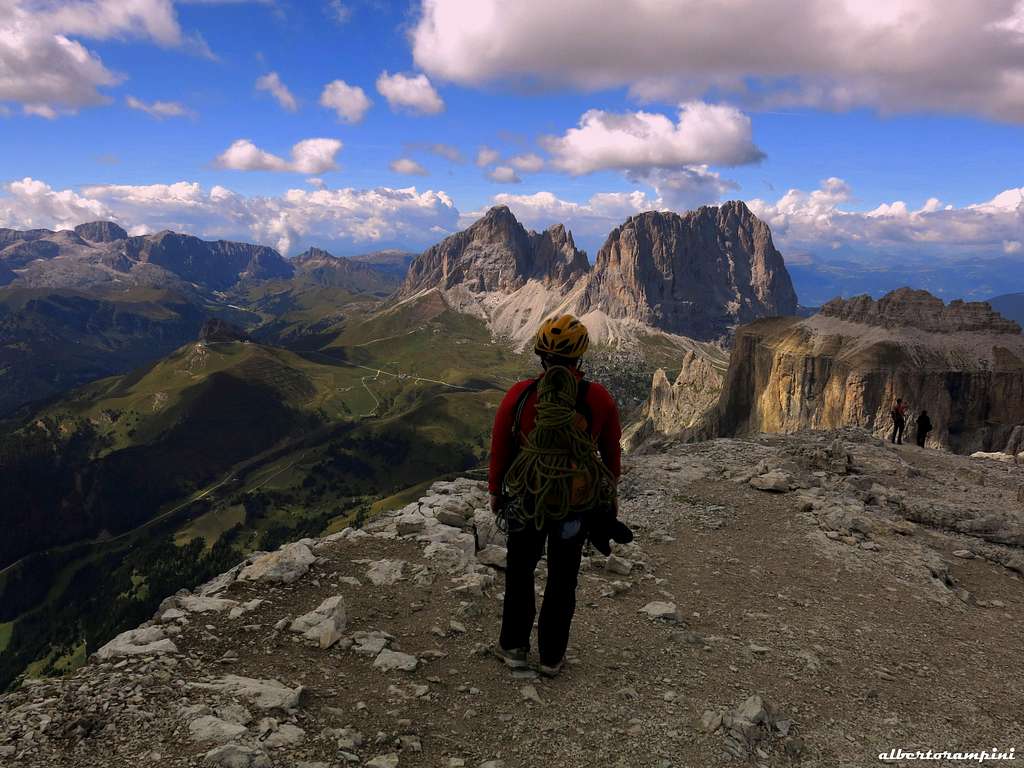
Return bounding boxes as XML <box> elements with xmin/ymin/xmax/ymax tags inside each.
<box><xmin>476</xmin><ymin>546</ymin><xmax>507</xmax><ymax>569</ymax></box>
<box><xmin>749</xmin><ymin>470</ymin><xmax>793</xmax><ymax>492</ymax></box>
<box><xmin>202</xmin><ymin>744</ymin><xmax>271</xmax><ymax>768</ymax></box>
<box><xmin>189</xmin><ymin>676</ymin><xmax>305</xmax><ymax>711</ymax></box>
<box><xmin>189</xmin><ymin>715</ymin><xmax>247</xmax><ymax>744</ymax></box>
<box><xmin>639</xmin><ymin>601</ymin><xmax>678</xmax><ymax>621</ymax></box>
<box><xmin>366</xmin><ymin>754</ymin><xmax>400</xmax><ymax>768</ymax></box>
<box><xmin>178</xmin><ymin>595</ymin><xmax>240</xmax><ymax>614</ymax></box>
<box><xmin>238</xmin><ymin>543</ymin><xmax>315</xmax><ymax>584</ymax></box>
<box><xmin>373</xmin><ymin>649</ymin><xmax>418</xmax><ymax>673</ymax></box>
<box><xmin>290</xmin><ymin>595</ymin><xmax>347</xmax><ymax>648</ymax></box>
<box><xmin>94</xmin><ymin>626</ymin><xmax>178</xmax><ymax>660</ymax></box>
<box><xmin>365</xmin><ymin>559</ymin><xmax>405</xmax><ymax>586</ymax></box>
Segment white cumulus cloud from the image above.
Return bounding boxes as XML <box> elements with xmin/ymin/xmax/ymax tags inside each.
<box><xmin>255</xmin><ymin>72</ymin><xmax>298</xmax><ymax>112</ymax></box>
<box><xmin>0</xmin><ymin>176</ymin><xmax>112</xmax><ymax>230</ymax></box>
<box><xmin>319</xmin><ymin>79</ymin><xmax>371</xmax><ymax>123</ymax></box>
<box><xmin>125</xmin><ymin>95</ymin><xmax>194</xmax><ymax>119</ymax></box>
<box><xmin>475</xmin><ymin>146</ymin><xmax>500</xmax><ymax>167</ymax></box>
<box><xmin>542</xmin><ymin>102</ymin><xmax>763</xmax><ymax>176</ymax></box>
<box><xmin>0</xmin><ymin>0</ymin><xmax>234</xmax><ymax>114</ymax></box>
<box><xmin>748</xmin><ymin>179</ymin><xmax>1024</xmax><ymax>261</ymax></box>
<box><xmin>23</xmin><ymin>104</ymin><xmax>60</xmax><ymax>119</ymax></box>
<box><xmin>0</xmin><ymin>176</ymin><xmax>459</xmax><ymax>256</ymax></box>
<box><xmin>508</xmin><ymin>153</ymin><xmax>544</xmax><ymax>173</ymax></box>
<box><xmin>215</xmin><ymin>138</ymin><xmax>343</xmax><ymax>174</ymax></box>
<box><xmin>627</xmin><ymin>166</ymin><xmax>737</xmax><ymax>211</ymax></box>
<box><xmin>390</xmin><ymin>157</ymin><xmax>428</xmax><ymax>176</ymax></box>
<box><xmin>1</xmin><ymin>9</ymin><xmax>122</xmax><ymax>112</ymax></box>
<box><xmin>487</xmin><ymin>166</ymin><xmax>521</xmax><ymax>184</ymax></box>
<box><xmin>412</xmin><ymin>0</ymin><xmax>1024</xmax><ymax>122</ymax></box>
<box><xmin>375</xmin><ymin>71</ymin><xmax>444</xmax><ymax>115</ymax></box>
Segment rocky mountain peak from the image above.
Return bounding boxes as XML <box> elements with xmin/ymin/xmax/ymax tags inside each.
<box><xmin>293</xmin><ymin>246</ymin><xmax>337</xmax><ymax>265</ymax></box>
<box><xmin>399</xmin><ymin>206</ymin><xmax>589</xmax><ymax>297</ymax></box>
<box><xmin>819</xmin><ymin>288</ymin><xmax>1022</xmax><ymax>334</ymax></box>
<box><xmin>577</xmin><ymin>201</ymin><xmax>798</xmax><ymax>341</ymax></box>
<box><xmin>74</xmin><ymin>221</ymin><xmax>128</xmax><ymax>243</ymax></box>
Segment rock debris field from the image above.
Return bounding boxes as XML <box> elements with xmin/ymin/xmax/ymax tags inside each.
<box><xmin>3</xmin><ymin>428</ymin><xmax>1023</xmax><ymax>768</ymax></box>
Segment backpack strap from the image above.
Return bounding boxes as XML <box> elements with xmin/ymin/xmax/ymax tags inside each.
<box><xmin>511</xmin><ymin>378</ymin><xmax>540</xmax><ymax>443</ymax></box>
<box><xmin>575</xmin><ymin>379</ymin><xmax>592</xmax><ymax>429</ymax></box>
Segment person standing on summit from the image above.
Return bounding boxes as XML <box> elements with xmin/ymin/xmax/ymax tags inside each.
<box><xmin>915</xmin><ymin>409</ymin><xmax>933</xmax><ymax>448</ymax></box>
<box><xmin>891</xmin><ymin>397</ymin><xmax>909</xmax><ymax>444</ymax></box>
<box><xmin>487</xmin><ymin>314</ymin><xmax>631</xmax><ymax>677</ymax></box>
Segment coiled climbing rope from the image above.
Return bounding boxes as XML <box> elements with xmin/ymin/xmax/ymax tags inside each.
<box><xmin>502</xmin><ymin>366</ymin><xmax>616</xmax><ymax>530</ymax></box>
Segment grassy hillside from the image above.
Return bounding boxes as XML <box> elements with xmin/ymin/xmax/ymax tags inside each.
<box><xmin>0</xmin><ymin>291</ymin><xmax>531</xmax><ymax>690</ymax></box>
<box><xmin>0</xmin><ymin>287</ymin><xmax>216</xmax><ymax>417</ymax></box>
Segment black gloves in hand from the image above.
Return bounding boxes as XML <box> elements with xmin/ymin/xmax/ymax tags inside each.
<box><xmin>586</xmin><ymin>504</ymin><xmax>634</xmax><ymax>556</ymax></box>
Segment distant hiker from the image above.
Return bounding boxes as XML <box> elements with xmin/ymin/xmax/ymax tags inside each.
<box><xmin>891</xmin><ymin>398</ymin><xmax>908</xmax><ymax>445</ymax></box>
<box><xmin>915</xmin><ymin>410</ymin><xmax>932</xmax><ymax>448</ymax></box>
<box><xmin>488</xmin><ymin>314</ymin><xmax>631</xmax><ymax>677</ymax></box>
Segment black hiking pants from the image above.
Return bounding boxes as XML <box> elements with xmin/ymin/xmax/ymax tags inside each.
<box><xmin>916</xmin><ymin>428</ymin><xmax>929</xmax><ymax>448</ymax></box>
<box><xmin>891</xmin><ymin>418</ymin><xmax>905</xmax><ymax>444</ymax></box>
<box><xmin>499</xmin><ymin>519</ymin><xmax>586</xmax><ymax>666</ymax></box>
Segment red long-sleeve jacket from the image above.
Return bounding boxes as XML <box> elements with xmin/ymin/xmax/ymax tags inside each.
<box><xmin>488</xmin><ymin>371</ymin><xmax>622</xmax><ymax>495</ymax></box>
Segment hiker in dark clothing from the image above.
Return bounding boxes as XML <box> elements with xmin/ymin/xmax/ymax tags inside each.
<box><xmin>915</xmin><ymin>410</ymin><xmax>932</xmax><ymax>448</ymax></box>
<box><xmin>891</xmin><ymin>398</ymin><xmax>908</xmax><ymax>444</ymax></box>
<box><xmin>488</xmin><ymin>314</ymin><xmax>631</xmax><ymax>677</ymax></box>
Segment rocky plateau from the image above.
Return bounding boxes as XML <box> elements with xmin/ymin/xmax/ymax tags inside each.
<box><xmin>3</xmin><ymin>429</ymin><xmax>1022</xmax><ymax>767</ymax></box>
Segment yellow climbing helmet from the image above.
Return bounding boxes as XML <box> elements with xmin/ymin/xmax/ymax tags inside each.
<box><xmin>534</xmin><ymin>314</ymin><xmax>589</xmax><ymax>359</ymax></box>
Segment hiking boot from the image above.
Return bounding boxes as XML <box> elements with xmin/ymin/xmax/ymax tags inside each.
<box><xmin>494</xmin><ymin>645</ymin><xmax>529</xmax><ymax>669</ymax></box>
<box><xmin>538</xmin><ymin>659</ymin><xmax>564</xmax><ymax>678</ymax></box>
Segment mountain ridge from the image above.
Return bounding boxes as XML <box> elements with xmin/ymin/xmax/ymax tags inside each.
<box><xmin>397</xmin><ymin>202</ymin><xmax>800</xmax><ymax>350</ymax></box>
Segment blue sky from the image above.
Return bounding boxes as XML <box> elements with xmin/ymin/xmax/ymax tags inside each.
<box><xmin>1</xmin><ymin>0</ymin><xmax>1022</xmax><ymax>295</ymax></box>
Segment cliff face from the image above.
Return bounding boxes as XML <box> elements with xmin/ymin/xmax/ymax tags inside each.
<box><xmin>649</xmin><ymin>351</ymin><xmax>724</xmax><ymax>432</ymax></box>
<box><xmin>708</xmin><ymin>289</ymin><xmax>1024</xmax><ymax>453</ymax></box>
<box><xmin>124</xmin><ymin>231</ymin><xmax>293</xmax><ymax>291</ymax></box>
<box><xmin>400</xmin><ymin>205</ymin><xmax>590</xmax><ymax>297</ymax></box>
<box><xmin>577</xmin><ymin>201</ymin><xmax>798</xmax><ymax>341</ymax></box>
<box><xmin>74</xmin><ymin>221</ymin><xmax>128</xmax><ymax>243</ymax></box>
<box><xmin>623</xmin><ymin>349</ymin><xmax>725</xmax><ymax>450</ymax></box>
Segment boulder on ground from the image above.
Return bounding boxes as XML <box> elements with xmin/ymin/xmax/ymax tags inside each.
<box><xmin>476</xmin><ymin>545</ymin><xmax>507</xmax><ymax>569</ymax></box>
<box><xmin>750</xmin><ymin>469</ymin><xmax>793</xmax><ymax>492</ymax></box>
<box><xmin>353</xmin><ymin>630</ymin><xmax>393</xmax><ymax>656</ymax></box>
<box><xmin>189</xmin><ymin>675</ymin><xmax>305</xmax><ymax>711</ymax></box>
<box><xmin>373</xmin><ymin>649</ymin><xmax>418</xmax><ymax>672</ymax></box>
<box><xmin>365</xmin><ymin>559</ymin><xmax>405</xmax><ymax>586</ymax></box>
<box><xmin>94</xmin><ymin>625</ymin><xmax>177</xmax><ymax>660</ymax></box>
<box><xmin>289</xmin><ymin>595</ymin><xmax>347</xmax><ymax>648</ymax></box>
<box><xmin>189</xmin><ymin>715</ymin><xmax>247</xmax><ymax>744</ymax></box>
<box><xmin>178</xmin><ymin>595</ymin><xmax>240</xmax><ymax>614</ymax></box>
<box><xmin>472</xmin><ymin>509</ymin><xmax>506</xmax><ymax>549</ymax></box>
<box><xmin>238</xmin><ymin>542</ymin><xmax>315</xmax><ymax>584</ymax></box>
<box><xmin>203</xmin><ymin>744</ymin><xmax>271</xmax><ymax>768</ymax></box>
<box><xmin>639</xmin><ymin>601</ymin><xmax>678</xmax><ymax>620</ymax></box>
